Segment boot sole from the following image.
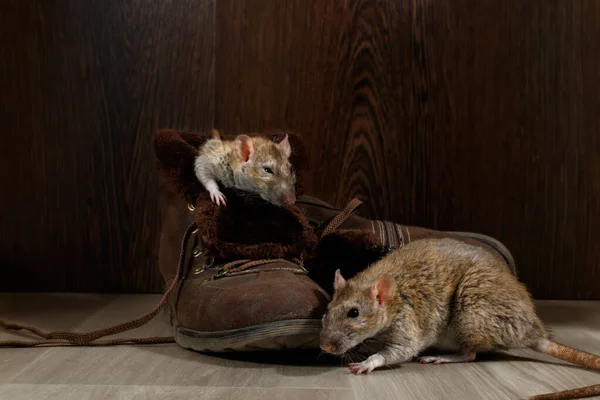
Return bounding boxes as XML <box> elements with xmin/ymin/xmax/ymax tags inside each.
<box><xmin>164</xmin><ymin>303</ymin><xmax>321</xmax><ymax>352</ymax></box>
<box><xmin>449</xmin><ymin>231</ymin><xmax>517</xmax><ymax>277</ymax></box>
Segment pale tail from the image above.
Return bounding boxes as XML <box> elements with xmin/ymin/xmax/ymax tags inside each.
<box><xmin>521</xmin><ymin>339</ymin><xmax>600</xmax><ymax>400</ymax></box>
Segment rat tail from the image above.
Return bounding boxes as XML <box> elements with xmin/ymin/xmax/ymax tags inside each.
<box><xmin>536</xmin><ymin>338</ymin><xmax>600</xmax><ymax>370</ymax></box>
<box><xmin>520</xmin><ymin>385</ymin><xmax>600</xmax><ymax>400</ymax></box>
<box><xmin>521</xmin><ymin>339</ymin><xmax>600</xmax><ymax>400</ymax></box>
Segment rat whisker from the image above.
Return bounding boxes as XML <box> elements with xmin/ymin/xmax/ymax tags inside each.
<box><xmin>342</xmin><ymin>350</ymin><xmax>358</xmax><ymax>363</ymax></box>
<box><xmin>352</xmin><ymin>348</ymin><xmax>368</xmax><ymax>362</ymax></box>
<box><xmin>339</xmin><ymin>354</ymin><xmax>348</xmax><ymax>366</ymax></box>
<box><xmin>343</xmin><ymin>348</ymin><xmax>365</xmax><ymax>364</ymax></box>
<box><xmin>341</xmin><ymin>352</ymin><xmax>352</xmax><ymax>364</ymax></box>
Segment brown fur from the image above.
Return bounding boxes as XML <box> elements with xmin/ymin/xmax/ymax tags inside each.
<box><xmin>320</xmin><ymin>238</ymin><xmax>599</xmax><ymax>400</ymax></box>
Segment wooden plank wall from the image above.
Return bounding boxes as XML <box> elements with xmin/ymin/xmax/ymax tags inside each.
<box><xmin>1</xmin><ymin>1</ymin><xmax>599</xmax><ymax>299</ymax></box>
<box><xmin>0</xmin><ymin>0</ymin><xmax>215</xmax><ymax>292</ymax></box>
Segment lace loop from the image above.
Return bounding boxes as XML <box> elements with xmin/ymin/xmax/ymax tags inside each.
<box><xmin>320</xmin><ymin>198</ymin><xmax>363</xmax><ymax>238</ymax></box>
<box><xmin>0</xmin><ymin>223</ymin><xmax>198</xmax><ymax>347</ymax></box>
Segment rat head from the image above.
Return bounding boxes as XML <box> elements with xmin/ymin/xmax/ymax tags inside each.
<box><xmin>320</xmin><ymin>270</ymin><xmax>397</xmax><ymax>355</ymax></box>
<box><xmin>233</xmin><ymin>134</ymin><xmax>297</xmax><ymax>206</ymax></box>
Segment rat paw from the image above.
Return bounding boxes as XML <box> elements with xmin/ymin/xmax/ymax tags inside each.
<box><xmin>348</xmin><ymin>362</ymin><xmax>373</xmax><ymax>375</ymax></box>
<box><xmin>209</xmin><ymin>190</ymin><xmax>227</xmax><ymax>206</ymax></box>
<box><xmin>418</xmin><ymin>356</ymin><xmax>446</xmax><ymax>365</ymax></box>
<box><xmin>348</xmin><ymin>354</ymin><xmax>385</xmax><ymax>375</ymax></box>
<box><xmin>418</xmin><ymin>352</ymin><xmax>476</xmax><ymax>365</ymax></box>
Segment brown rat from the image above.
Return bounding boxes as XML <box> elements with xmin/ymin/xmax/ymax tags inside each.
<box><xmin>320</xmin><ymin>238</ymin><xmax>599</xmax><ymax>400</ymax></box>
<box><xmin>193</xmin><ymin>129</ymin><xmax>296</xmax><ymax>207</ymax></box>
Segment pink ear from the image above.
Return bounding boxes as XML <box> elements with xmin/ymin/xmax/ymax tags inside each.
<box><xmin>234</xmin><ymin>135</ymin><xmax>254</xmax><ymax>162</ymax></box>
<box><xmin>279</xmin><ymin>134</ymin><xmax>292</xmax><ymax>158</ymax></box>
<box><xmin>370</xmin><ymin>274</ymin><xmax>396</xmax><ymax>305</ymax></box>
<box><xmin>333</xmin><ymin>269</ymin><xmax>347</xmax><ymax>292</ymax></box>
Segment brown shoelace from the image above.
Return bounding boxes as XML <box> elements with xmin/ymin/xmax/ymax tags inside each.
<box><xmin>0</xmin><ymin>223</ymin><xmax>197</xmax><ymax>347</ymax></box>
<box><xmin>320</xmin><ymin>198</ymin><xmax>363</xmax><ymax>237</ymax></box>
<box><xmin>0</xmin><ymin>198</ymin><xmax>362</xmax><ymax>348</ymax></box>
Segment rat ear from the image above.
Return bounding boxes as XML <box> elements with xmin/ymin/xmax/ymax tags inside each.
<box><xmin>333</xmin><ymin>269</ymin><xmax>347</xmax><ymax>292</ymax></box>
<box><xmin>234</xmin><ymin>135</ymin><xmax>254</xmax><ymax>162</ymax></box>
<box><xmin>371</xmin><ymin>274</ymin><xmax>396</xmax><ymax>306</ymax></box>
<box><xmin>210</xmin><ymin>129</ymin><xmax>221</xmax><ymax>140</ymax></box>
<box><xmin>278</xmin><ymin>134</ymin><xmax>292</xmax><ymax>158</ymax></box>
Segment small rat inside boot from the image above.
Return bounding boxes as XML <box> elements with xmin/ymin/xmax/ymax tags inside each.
<box><xmin>154</xmin><ymin>128</ymin><xmax>308</xmax><ymax>205</ymax></box>
<box><xmin>194</xmin><ymin>133</ymin><xmax>296</xmax><ymax>207</ymax></box>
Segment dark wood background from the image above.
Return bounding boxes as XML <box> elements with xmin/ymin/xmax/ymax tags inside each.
<box><xmin>1</xmin><ymin>1</ymin><xmax>599</xmax><ymax>299</ymax></box>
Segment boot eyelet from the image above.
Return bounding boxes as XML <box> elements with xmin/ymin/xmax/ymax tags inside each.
<box><xmin>192</xmin><ymin>265</ymin><xmax>205</xmax><ymax>275</ymax></box>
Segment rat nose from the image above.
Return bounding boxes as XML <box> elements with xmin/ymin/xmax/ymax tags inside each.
<box><xmin>320</xmin><ymin>335</ymin><xmax>340</xmax><ymax>354</ymax></box>
<box><xmin>282</xmin><ymin>193</ymin><xmax>296</xmax><ymax>205</ymax></box>
<box><xmin>320</xmin><ymin>342</ymin><xmax>338</xmax><ymax>354</ymax></box>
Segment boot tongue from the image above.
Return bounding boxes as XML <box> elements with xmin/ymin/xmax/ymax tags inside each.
<box><xmin>194</xmin><ymin>188</ymin><xmax>317</xmax><ymax>261</ymax></box>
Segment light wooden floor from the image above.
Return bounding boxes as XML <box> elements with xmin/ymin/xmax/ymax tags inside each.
<box><xmin>1</xmin><ymin>294</ymin><xmax>599</xmax><ymax>400</ymax></box>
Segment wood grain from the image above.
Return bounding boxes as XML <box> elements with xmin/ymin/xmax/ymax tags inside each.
<box><xmin>214</xmin><ymin>1</ymin><xmax>600</xmax><ymax>299</ymax></box>
<box><xmin>2</xmin><ymin>0</ymin><xmax>600</xmax><ymax>298</ymax></box>
<box><xmin>0</xmin><ymin>386</ymin><xmax>353</xmax><ymax>400</ymax></box>
<box><xmin>0</xmin><ymin>0</ymin><xmax>215</xmax><ymax>292</ymax></box>
<box><xmin>1</xmin><ymin>294</ymin><xmax>599</xmax><ymax>400</ymax></box>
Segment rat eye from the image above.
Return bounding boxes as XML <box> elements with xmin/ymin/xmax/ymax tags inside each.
<box><xmin>263</xmin><ymin>167</ymin><xmax>274</xmax><ymax>174</ymax></box>
<box><xmin>347</xmin><ymin>308</ymin><xmax>359</xmax><ymax>318</ymax></box>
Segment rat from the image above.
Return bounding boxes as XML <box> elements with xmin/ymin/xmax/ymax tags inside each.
<box><xmin>193</xmin><ymin>129</ymin><xmax>297</xmax><ymax>207</ymax></box>
<box><xmin>320</xmin><ymin>238</ymin><xmax>599</xmax><ymax>400</ymax></box>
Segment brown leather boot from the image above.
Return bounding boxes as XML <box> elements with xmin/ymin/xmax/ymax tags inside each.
<box><xmin>159</xmin><ymin>189</ymin><xmax>329</xmax><ymax>352</ymax></box>
<box><xmin>298</xmin><ymin>196</ymin><xmax>516</xmax><ymax>294</ymax></box>
<box><xmin>155</xmin><ymin>129</ymin><xmax>330</xmax><ymax>352</ymax></box>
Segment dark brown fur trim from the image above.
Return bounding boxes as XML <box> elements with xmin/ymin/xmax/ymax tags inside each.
<box><xmin>193</xmin><ymin>188</ymin><xmax>318</xmax><ymax>261</ymax></box>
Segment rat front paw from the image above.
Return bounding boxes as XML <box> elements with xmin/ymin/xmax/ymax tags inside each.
<box><xmin>209</xmin><ymin>190</ymin><xmax>227</xmax><ymax>206</ymax></box>
<box><xmin>348</xmin><ymin>362</ymin><xmax>373</xmax><ymax>375</ymax></box>
<box><xmin>348</xmin><ymin>354</ymin><xmax>385</xmax><ymax>375</ymax></box>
